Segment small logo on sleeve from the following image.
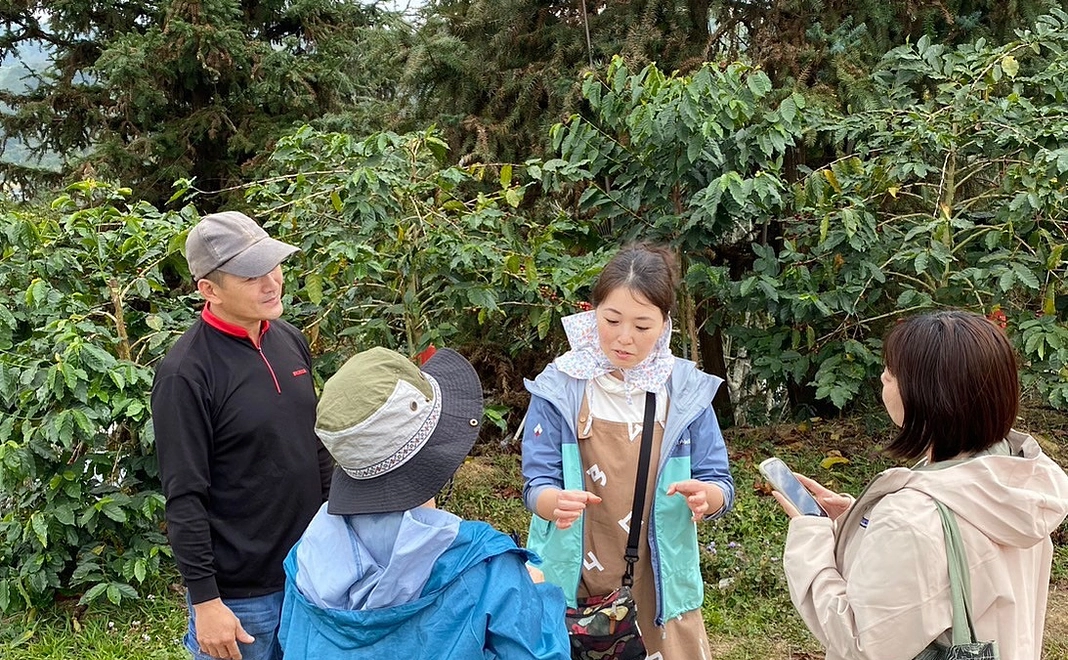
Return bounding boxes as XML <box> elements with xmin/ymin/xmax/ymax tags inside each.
<box><xmin>292</xmin><ymin>368</ymin><xmax>308</xmax><ymax>377</ymax></box>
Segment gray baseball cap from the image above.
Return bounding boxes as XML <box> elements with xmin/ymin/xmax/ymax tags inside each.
<box><xmin>185</xmin><ymin>211</ymin><xmax>299</xmax><ymax>280</ymax></box>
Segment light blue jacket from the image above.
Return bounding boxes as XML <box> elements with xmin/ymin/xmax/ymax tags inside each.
<box><xmin>521</xmin><ymin>360</ymin><xmax>734</xmax><ymax>625</ymax></box>
<box><xmin>280</xmin><ymin>505</ymin><xmax>570</xmax><ymax>660</ymax></box>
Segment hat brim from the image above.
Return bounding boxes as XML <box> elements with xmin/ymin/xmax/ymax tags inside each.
<box><xmin>215</xmin><ymin>237</ymin><xmax>299</xmax><ymax>278</ymax></box>
<box><xmin>326</xmin><ymin>348</ymin><xmax>483</xmax><ymax>515</ymax></box>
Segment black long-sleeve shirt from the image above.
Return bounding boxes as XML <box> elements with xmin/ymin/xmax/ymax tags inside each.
<box><xmin>151</xmin><ymin>308</ymin><xmax>332</xmax><ymax>603</ymax></box>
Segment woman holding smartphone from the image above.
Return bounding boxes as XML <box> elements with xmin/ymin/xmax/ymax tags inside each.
<box><xmin>773</xmin><ymin>311</ymin><xmax>1068</xmax><ymax>660</ymax></box>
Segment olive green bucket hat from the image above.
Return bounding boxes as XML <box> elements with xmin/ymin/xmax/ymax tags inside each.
<box><xmin>315</xmin><ymin>346</ymin><xmax>483</xmax><ymax>515</ymax></box>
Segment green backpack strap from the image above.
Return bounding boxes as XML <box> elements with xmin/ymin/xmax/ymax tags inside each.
<box><xmin>933</xmin><ymin>500</ymin><xmax>978</xmax><ymax>646</ymax></box>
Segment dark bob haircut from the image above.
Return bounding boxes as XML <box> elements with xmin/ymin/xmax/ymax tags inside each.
<box><xmin>591</xmin><ymin>243</ymin><xmax>679</xmax><ymax>319</ymax></box>
<box><xmin>882</xmin><ymin>310</ymin><xmax>1019</xmax><ymax>462</ymax></box>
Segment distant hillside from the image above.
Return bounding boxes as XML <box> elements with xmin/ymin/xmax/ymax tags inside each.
<box><xmin>1</xmin><ymin>40</ymin><xmax>62</xmax><ymax>171</ymax></box>
<box><xmin>0</xmin><ymin>40</ymin><xmax>49</xmax><ymax>93</ymax></box>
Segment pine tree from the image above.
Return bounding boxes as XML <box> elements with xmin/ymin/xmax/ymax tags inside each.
<box><xmin>400</xmin><ymin>0</ymin><xmax>1063</xmax><ymax>165</ymax></box>
<box><xmin>0</xmin><ymin>0</ymin><xmax>407</xmax><ymax>205</ymax></box>
<box><xmin>404</xmin><ymin>0</ymin><xmax>714</xmax><ymax>164</ymax></box>
<box><xmin>705</xmin><ymin>0</ymin><xmax>1064</xmax><ymax>98</ymax></box>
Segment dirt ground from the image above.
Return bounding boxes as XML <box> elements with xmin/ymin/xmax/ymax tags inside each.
<box><xmin>1045</xmin><ymin>583</ymin><xmax>1068</xmax><ymax>657</ymax></box>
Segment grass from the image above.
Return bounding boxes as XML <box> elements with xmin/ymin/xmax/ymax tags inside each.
<box><xmin>1</xmin><ymin>590</ymin><xmax>188</xmax><ymax>660</ymax></box>
<box><xmin>3</xmin><ymin>407</ymin><xmax>1067</xmax><ymax>659</ymax></box>
<box><xmin>697</xmin><ymin>414</ymin><xmax>898</xmax><ymax>657</ymax></box>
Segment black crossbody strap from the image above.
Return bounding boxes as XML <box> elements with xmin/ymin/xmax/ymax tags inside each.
<box><xmin>622</xmin><ymin>392</ymin><xmax>656</xmax><ymax>587</ymax></box>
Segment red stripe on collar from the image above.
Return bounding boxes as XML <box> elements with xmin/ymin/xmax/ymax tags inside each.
<box><xmin>201</xmin><ymin>304</ymin><xmax>270</xmax><ymax>341</ymax></box>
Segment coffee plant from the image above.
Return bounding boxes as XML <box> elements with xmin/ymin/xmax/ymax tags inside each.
<box><xmin>0</xmin><ymin>182</ymin><xmax>196</xmax><ymax>612</ymax></box>
<box><xmin>241</xmin><ymin>125</ymin><xmax>605</xmax><ymax>373</ymax></box>
<box><xmin>8</xmin><ymin>13</ymin><xmax>1068</xmax><ymax>613</ymax></box>
<box><xmin>722</xmin><ymin>10</ymin><xmax>1068</xmax><ymax>413</ymax></box>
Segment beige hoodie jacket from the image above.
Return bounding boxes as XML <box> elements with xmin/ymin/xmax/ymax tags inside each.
<box><xmin>783</xmin><ymin>430</ymin><xmax>1068</xmax><ymax>660</ymax></box>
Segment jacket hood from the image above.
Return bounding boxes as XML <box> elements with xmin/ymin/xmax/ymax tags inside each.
<box><xmin>286</xmin><ymin>505</ymin><xmax>529</xmax><ymax>647</ymax></box>
<box><xmin>859</xmin><ymin>430</ymin><xmax>1068</xmax><ymax>549</ymax></box>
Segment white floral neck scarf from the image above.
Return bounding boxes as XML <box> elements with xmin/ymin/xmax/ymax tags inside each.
<box><xmin>554</xmin><ymin>310</ymin><xmax>674</xmax><ymax>393</ymax></box>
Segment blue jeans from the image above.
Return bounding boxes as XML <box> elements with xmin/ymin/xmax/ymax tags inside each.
<box><xmin>185</xmin><ymin>592</ymin><xmax>284</xmax><ymax>660</ymax></box>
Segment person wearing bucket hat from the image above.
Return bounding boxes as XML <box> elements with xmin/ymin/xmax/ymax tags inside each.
<box><xmin>278</xmin><ymin>347</ymin><xmax>570</xmax><ymax>660</ymax></box>
<box><xmin>152</xmin><ymin>212</ymin><xmax>332</xmax><ymax>660</ymax></box>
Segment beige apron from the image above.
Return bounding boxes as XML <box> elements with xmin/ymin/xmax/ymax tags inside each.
<box><xmin>576</xmin><ymin>393</ymin><xmax>711</xmax><ymax>660</ymax></box>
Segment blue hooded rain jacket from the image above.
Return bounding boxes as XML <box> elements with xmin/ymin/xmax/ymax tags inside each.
<box><xmin>279</xmin><ymin>504</ymin><xmax>570</xmax><ymax>660</ymax></box>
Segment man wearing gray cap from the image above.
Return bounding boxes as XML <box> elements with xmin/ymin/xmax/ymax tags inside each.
<box><xmin>152</xmin><ymin>212</ymin><xmax>333</xmax><ymax>660</ymax></box>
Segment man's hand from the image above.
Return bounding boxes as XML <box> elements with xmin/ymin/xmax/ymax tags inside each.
<box><xmin>193</xmin><ymin>598</ymin><xmax>255</xmax><ymax>660</ymax></box>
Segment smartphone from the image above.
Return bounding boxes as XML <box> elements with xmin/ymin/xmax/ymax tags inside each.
<box><xmin>758</xmin><ymin>457</ymin><xmax>828</xmax><ymax>517</ymax></box>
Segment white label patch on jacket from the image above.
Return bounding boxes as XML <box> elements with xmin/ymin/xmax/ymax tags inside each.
<box><xmin>533</xmin><ymin>423</ymin><xmax>543</xmax><ymax>437</ymax></box>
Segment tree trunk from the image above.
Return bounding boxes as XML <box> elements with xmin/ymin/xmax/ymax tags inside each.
<box><xmin>695</xmin><ymin>297</ymin><xmax>734</xmax><ymax>426</ymax></box>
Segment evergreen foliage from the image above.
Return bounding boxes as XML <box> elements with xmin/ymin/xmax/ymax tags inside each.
<box><xmin>2</xmin><ymin>1</ymin><xmax>1060</xmax><ymax>183</ymax></box>
<box><xmin>4</xmin><ymin>0</ymin><xmax>1068</xmax><ymax>622</ymax></box>
<box><xmin>706</xmin><ymin>0</ymin><xmax>1065</xmax><ymax>101</ymax></box>
<box><xmin>0</xmin><ymin>131</ymin><xmax>599</xmax><ymax>612</ymax></box>
<box><xmin>533</xmin><ymin>56</ymin><xmax>807</xmax><ymax>417</ymax></box>
<box><xmin>0</xmin><ymin>184</ymin><xmax>194</xmax><ymax>613</ymax></box>
<box><xmin>0</xmin><ymin>0</ymin><xmax>407</xmax><ymax>206</ymax></box>
<box><xmin>725</xmin><ymin>10</ymin><xmax>1068</xmax><ymax>417</ymax></box>
<box><xmin>403</xmin><ymin>0</ymin><xmax>717</xmax><ymax>163</ymax></box>
<box><xmin>243</xmin><ymin>125</ymin><xmax>602</xmax><ymax>372</ymax></box>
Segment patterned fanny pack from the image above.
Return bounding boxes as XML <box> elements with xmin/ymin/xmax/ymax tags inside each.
<box><xmin>565</xmin><ymin>587</ymin><xmax>645</xmax><ymax>660</ymax></box>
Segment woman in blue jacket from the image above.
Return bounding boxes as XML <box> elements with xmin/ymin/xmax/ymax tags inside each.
<box><xmin>522</xmin><ymin>243</ymin><xmax>735</xmax><ymax>659</ymax></box>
